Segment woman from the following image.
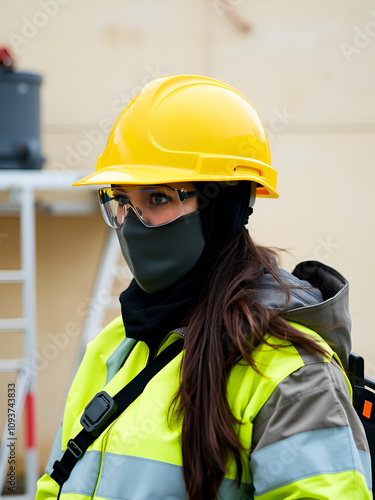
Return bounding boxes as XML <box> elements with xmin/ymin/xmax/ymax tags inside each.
<box><xmin>37</xmin><ymin>75</ymin><xmax>372</xmax><ymax>499</ymax></box>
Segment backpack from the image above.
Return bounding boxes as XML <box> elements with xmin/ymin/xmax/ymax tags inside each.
<box><xmin>349</xmin><ymin>353</ymin><xmax>375</xmax><ymax>483</ymax></box>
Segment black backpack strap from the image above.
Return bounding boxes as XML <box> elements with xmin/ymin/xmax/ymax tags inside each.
<box><xmin>349</xmin><ymin>352</ymin><xmax>375</xmax><ymax>483</ymax></box>
<box><xmin>51</xmin><ymin>337</ymin><xmax>184</xmax><ymax>488</ymax></box>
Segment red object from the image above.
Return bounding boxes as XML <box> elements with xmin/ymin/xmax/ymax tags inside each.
<box><xmin>363</xmin><ymin>400</ymin><xmax>373</xmax><ymax>419</ymax></box>
<box><xmin>0</xmin><ymin>47</ymin><xmax>13</xmax><ymax>69</ymax></box>
<box><xmin>25</xmin><ymin>392</ymin><xmax>36</xmax><ymax>449</ymax></box>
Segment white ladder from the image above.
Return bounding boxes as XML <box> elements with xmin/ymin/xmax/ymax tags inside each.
<box><xmin>0</xmin><ymin>171</ymin><xmax>99</xmax><ymax>499</ymax></box>
<box><xmin>0</xmin><ymin>184</ymin><xmax>37</xmax><ymax>500</ymax></box>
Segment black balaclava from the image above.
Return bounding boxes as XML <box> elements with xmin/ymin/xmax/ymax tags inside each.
<box><xmin>116</xmin><ymin>209</ymin><xmax>206</xmax><ymax>294</ymax></box>
<box><xmin>119</xmin><ymin>181</ymin><xmax>253</xmax><ymax>357</ymax></box>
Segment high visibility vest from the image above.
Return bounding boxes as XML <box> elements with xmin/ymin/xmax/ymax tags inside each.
<box><xmin>36</xmin><ymin>316</ymin><xmax>372</xmax><ymax>499</ymax></box>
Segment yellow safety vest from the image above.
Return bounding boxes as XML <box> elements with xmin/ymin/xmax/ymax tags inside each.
<box><xmin>36</xmin><ymin>316</ymin><xmax>372</xmax><ymax>499</ymax></box>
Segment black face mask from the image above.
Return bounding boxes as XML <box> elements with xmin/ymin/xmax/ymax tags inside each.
<box><xmin>119</xmin><ymin>181</ymin><xmax>253</xmax><ymax>352</ymax></box>
<box><xmin>116</xmin><ymin>209</ymin><xmax>206</xmax><ymax>294</ymax></box>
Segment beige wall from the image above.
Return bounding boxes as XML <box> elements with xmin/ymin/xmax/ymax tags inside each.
<box><xmin>1</xmin><ymin>0</ymin><xmax>375</xmax><ymax>477</ymax></box>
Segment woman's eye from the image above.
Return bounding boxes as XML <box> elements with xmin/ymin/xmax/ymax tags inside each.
<box><xmin>115</xmin><ymin>195</ymin><xmax>129</xmax><ymax>207</ymax></box>
<box><xmin>151</xmin><ymin>193</ymin><xmax>169</xmax><ymax>205</ymax></box>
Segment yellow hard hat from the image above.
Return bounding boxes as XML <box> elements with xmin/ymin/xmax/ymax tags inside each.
<box><xmin>73</xmin><ymin>75</ymin><xmax>278</xmax><ymax>198</ymax></box>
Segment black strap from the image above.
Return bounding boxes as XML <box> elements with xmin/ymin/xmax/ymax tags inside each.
<box><xmin>51</xmin><ymin>338</ymin><xmax>184</xmax><ymax>487</ymax></box>
<box><xmin>349</xmin><ymin>353</ymin><xmax>375</xmax><ymax>484</ymax></box>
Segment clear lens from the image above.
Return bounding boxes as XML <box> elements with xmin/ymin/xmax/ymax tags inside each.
<box><xmin>98</xmin><ymin>186</ymin><xmax>189</xmax><ymax>228</ymax></box>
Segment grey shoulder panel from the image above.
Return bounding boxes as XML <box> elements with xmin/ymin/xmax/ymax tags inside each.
<box><xmin>252</xmin><ymin>359</ymin><xmax>369</xmax><ymax>454</ymax></box>
<box><xmin>292</xmin><ymin>342</ymin><xmax>327</xmax><ymax>365</ymax></box>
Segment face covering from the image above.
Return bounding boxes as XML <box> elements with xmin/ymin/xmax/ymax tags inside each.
<box><xmin>116</xmin><ymin>209</ymin><xmax>206</xmax><ymax>294</ymax></box>
<box><xmin>119</xmin><ymin>181</ymin><xmax>253</xmax><ymax>353</ymax></box>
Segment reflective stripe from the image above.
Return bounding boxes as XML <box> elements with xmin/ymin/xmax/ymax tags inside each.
<box><xmin>105</xmin><ymin>337</ymin><xmax>137</xmax><ymax>384</ymax></box>
<box><xmin>61</xmin><ymin>450</ymin><xmax>102</xmax><ymax>496</ymax></box>
<box><xmin>96</xmin><ymin>452</ymin><xmax>252</xmax><ymax>500</ymax></box>
<box><xmin>293</xmin><ymin>342</ymin><xmax>325</xmax><ymax>365</ymax></box>
<box><xmin>250</xmin><ymin>426</ymin><xmax>372</xmax><ymax>496</ymax></box>
<box><xmin>45</xmin><ymin>425</ymin><xmax>63</xmax><ymax>476</ymax></box>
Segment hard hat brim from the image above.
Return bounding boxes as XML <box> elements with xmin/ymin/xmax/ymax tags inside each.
<box><xmin>72</xmin><ymin>165</ymin><xmax>279</xmax><ymax>198</ymax></box>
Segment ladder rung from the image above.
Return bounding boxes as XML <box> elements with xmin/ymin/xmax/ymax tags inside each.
<box><xmin>0</xmin><ymin>318</ymin><xmax>25</xmax><ymax>330</ymax></box>
<box><xmin>0</xmin><ymin>203</ymin><xmax>20</xmax><ymax>213</ymax></box>
<box><xmin>0</xmin><ymin>359</ymin><xmax>24</xmax><ymax>371</ymax></box>
<box><xmin>0</xmin><ymin>270</ymin><xmax>25</xmax><ymax>283</ymax></box>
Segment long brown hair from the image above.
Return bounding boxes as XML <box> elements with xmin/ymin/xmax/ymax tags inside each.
<box><xmin>172</xmin><ymin>228</ymin><xmax>328</xmax><ymax>500</ymax></box>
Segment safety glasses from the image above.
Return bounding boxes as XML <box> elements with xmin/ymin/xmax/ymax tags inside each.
<box><xmin>98</xmin><ymin>185</ymin><xmax>197</xmax><ymax>228</ymax></box>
